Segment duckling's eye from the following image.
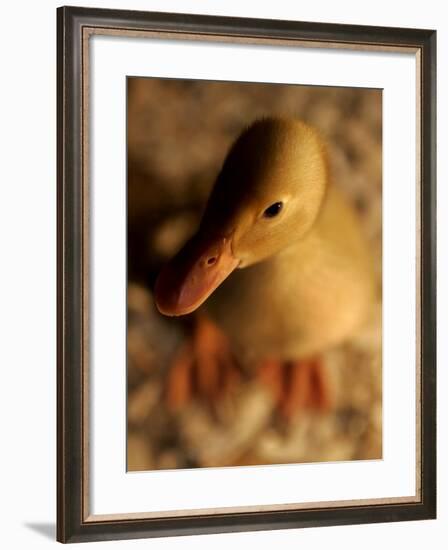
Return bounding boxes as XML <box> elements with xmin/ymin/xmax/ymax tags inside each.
<box><xmin>263</xmin><ymin>201</ymin><xmax>283</xmax><ymax>218</ymax></box>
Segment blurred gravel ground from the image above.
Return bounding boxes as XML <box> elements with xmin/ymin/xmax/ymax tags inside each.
<box><xmin>127</xmin><ymin>77</ymin><xmax>382</xmax><ymax>471</ymax></box>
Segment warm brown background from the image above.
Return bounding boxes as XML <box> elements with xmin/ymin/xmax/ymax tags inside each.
<box><xmin>127</xmin><ymin>77</ymin><xmax>382</xmax><ymax>471</ymax></box>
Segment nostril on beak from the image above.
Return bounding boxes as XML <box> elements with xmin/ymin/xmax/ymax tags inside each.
<box><xmin>206</xmin><ymin>256</ymin><xmax>217</xmax><ymax>266</ymax></box>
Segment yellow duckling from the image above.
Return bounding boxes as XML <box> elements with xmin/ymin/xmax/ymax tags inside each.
<box><xmin>155</xmin><ymin>118</ymin><xmax>375</xmax><ymax>417</ymax></box>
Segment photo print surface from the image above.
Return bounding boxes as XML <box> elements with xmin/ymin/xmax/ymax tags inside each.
<box><xmin>126</xmin><ymin>77</ymin><xmax>382</xmax><ymax>471</ymax></box>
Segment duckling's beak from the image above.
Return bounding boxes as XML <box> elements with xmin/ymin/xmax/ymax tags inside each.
<box><xmin>154</xmin><ymin>233</ymin><xmax>239</xmax><ymax>316</ymax></box>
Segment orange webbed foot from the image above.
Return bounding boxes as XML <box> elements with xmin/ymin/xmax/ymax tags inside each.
<box><xmin>165</xmin><ymin>314</ymin><xmax>241</xmax><ymax>413</ymax></box>
<box><xmin>258</xmin><ymin>357</ymin><xmax>332</xmax><ymax>420</ymax></box>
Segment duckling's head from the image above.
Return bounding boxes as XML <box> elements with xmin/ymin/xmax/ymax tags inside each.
<box><xmin>155</xmin><ymin>118</ymin><xmax>329</xmax><ymax>316</ymax></box>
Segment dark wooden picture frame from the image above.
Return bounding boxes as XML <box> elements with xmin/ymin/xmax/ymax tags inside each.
<box><xmin>57</xmin><ymin>5</ymin><xmax>436</xmax><ymax>543</ymax></box>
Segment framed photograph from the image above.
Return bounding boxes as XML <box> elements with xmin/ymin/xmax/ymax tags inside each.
<box><xmin>57</xmin><ymin>6</ymin><xmax>436</xmax><ymax>543</ymax></box>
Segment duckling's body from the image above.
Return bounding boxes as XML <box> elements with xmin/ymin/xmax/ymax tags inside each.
<box><xmin>208</xmin><ymin>183</ymin><xmax>374</xmax><ymax>366</ymax></box>
<box><xmin>155</xmin><ymin>117</ymin><xmax>375</xmax><ymax>415</ymax></box>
